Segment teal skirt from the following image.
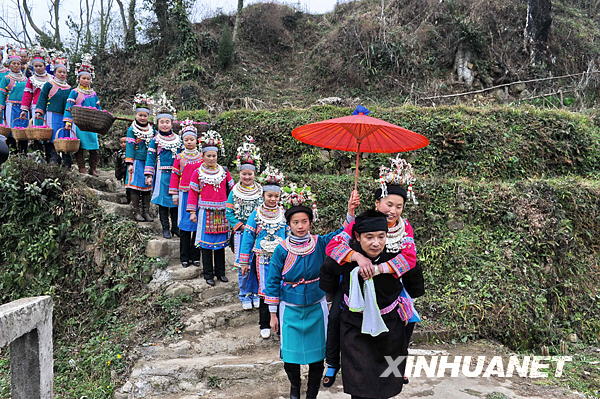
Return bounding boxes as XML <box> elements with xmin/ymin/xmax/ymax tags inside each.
<box><xmin>279</xmin><ymin>298</ymin><xmax>328</xmax><ymax>364</ymax></box>
<box><xmin>74</xmin><ymin>125</ymin><xmax>99</xmax><ymax>150</ymax></box>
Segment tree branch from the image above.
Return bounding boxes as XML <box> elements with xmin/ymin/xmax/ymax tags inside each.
<box><xmin>418</xmin><ymin>71</ymin><xmax>600</xmax><ymax>102</ymax></box>
<box><xmin>22</xmin><ymin>0</ymin><xmax>52</xmax><ymax>42</ymax></box>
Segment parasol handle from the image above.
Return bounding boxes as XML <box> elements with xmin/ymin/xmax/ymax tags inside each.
<box><xmin>354</xmin><ymin>141</ymin><xmax>362</xmax><ymax>192</ymax></box>
<box><xmin>114</xmin><ymin>116</ymin><xmax>135</xmax><ymax>122</ymax></box>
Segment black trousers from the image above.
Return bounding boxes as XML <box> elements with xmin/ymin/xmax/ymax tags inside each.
<box><xmin>180</xmin><ymin>230</ymin><xmax>200</xmax><ymax>263</ymax></box>
<box><xmin>325</xmin><ymin>289</ymin><xmax>343</xmax><ymax>368</ymax></box>
<box><xmin>201</xmin><ymin>248</ymin><xmax>225</xmax><ymax>279</ymax></box>
<box><xmin>158</xmin><ymin>205</ymin><xmax>177</xmax><ymax>231</ymax></box>
<box><xmin>284</xmin><ymin>361</ymin><xmax>324</xmax><ymax>397</ymax></box>
<box><xmin>258</xmin><ymin>297</ymin><xmax>272</xmax><ymax>330</ymax></box>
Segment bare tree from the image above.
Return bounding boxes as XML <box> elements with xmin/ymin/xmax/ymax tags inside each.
<box><xmin>0</xmin><ymin>0</ymin><xmax>32</xmax><ymax>46</ymax></box>
<box><xmin>115</xmin><ymin>0</ymin><xmax>136</xmax><ymax>48</ymax></box>
<box><xmin>47</xmin><ymin>0</ymin><xmax>61</xmax><ymax>46</ymax></box>
<box><xmin>232</xmin><ymin>0</ymin><xmax>243</xmax><ymax>43</ymax></box>
<box><xmin>98</xmin><ymin>0</ymin><xmax>114</xmax><ymax>50</ymax></box>
<box><xmin>524</xmin><ymin>0</ymin><xmax>552</xmax><ymax>66</ymax></box>
<box><xmin>22</xmin><ymin>0</ymin><xmax>62</xmax><ymax>48</ymax></box>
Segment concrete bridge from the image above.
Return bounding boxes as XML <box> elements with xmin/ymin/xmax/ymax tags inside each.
<box><xmin>0</xmin><ymin>296</ymin><xmax>53</xmax><ymax>399</ymax></box>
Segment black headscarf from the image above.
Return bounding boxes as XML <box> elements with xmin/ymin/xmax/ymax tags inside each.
<box><xmin>373</xmin><ymin>184</ymin><xmax>407</xmax><ymax>203</ymax></box>
<box><xmin>285</xmin><ymin>205</ymin><xmax>313</xmax><ymax>223</ymax></box>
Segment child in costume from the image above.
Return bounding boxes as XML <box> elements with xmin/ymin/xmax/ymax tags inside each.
<box><xmin>20</xmin><ymin>47</ymin><xmax>51</xmax><ymax>154</ymax></box>
<box><xmin>34</xmin><ymin>52</ymin><xmax>71</xmax><ymax>165</ymax></box>
<box><xmin>125</xmin><ymin>93</ymin><xmax>155</xmax><ymax>222</ymax></box>
<box><xmin>169</xmin><ymin>119</ymin><xmax>203</xmax><ymax>268</ymax></box>
<box><xmin>0</xmin><ymin>47</ymin><xmax>27</xmax><ymax>152</ymax></box>
<box><xmin>237</xmin><ymin>164</ymin><xmax>287</xmax><ymax>338</ymax></box>
<box><xmin>187</xmin><ymin>130</ymin><xmax>234</xmax><ymax>287</ymax></box>
<box><xmin>63</xmin><ymin>54</ymin><xmax>102</xmax><ymax>176</ymax></box>
<box><xmin>227</xmin><ymin>136</ymin><xmax>263</xmax><ymax>310</ymax></box>
<box><xmin>265</xmin><ymin>186</ymin><xmax>358</xmax><ymax>399</ymax></box>
<box><xmin>144</xmin><ymin>94</ymin><xmax>182</xmax><ymax>238</ymax></box>
<box><xmin>323</xmin><ymin>156</ymin><xmax>422</xmax><ymax>388</ymax></box>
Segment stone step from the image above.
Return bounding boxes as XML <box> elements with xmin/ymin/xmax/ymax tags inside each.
<box><xmin>99</xmin><ymin>199</ymin><xmax>133</xmax><ymax>219</ymax></box>
<box><xmin>80</xmin><ymin>172</ymin><xmax>118</xmax><ymax>192</ymax></box>
<box><xmin>116</xmin><ymin>350</ymin><xmax>285</xmax><ymax>399</ymax></box>
<box><xmin>184</xmin><ymin>302</ymin><xmax>256</xmax><ymax>335</ymax></box>
<box><xmin>87</xmin><ymin>186</ymin><xmax>128</xmax><ymax>204</ymax></box>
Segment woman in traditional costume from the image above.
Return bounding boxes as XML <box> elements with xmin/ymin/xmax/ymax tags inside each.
<box><xmin>125</xmin><ymin>93</ymin><xmax>155</xmax><ymax>221</ymax></box>
<box><xmin>323</xmin><ymin>156</ymin><xmax>423</xmax><ymax>389</ymax></box>
<box><xmin>63</xmin><ymin>54</ymin><xmax>102</xmax><ymax>176</ymax></box>
<box><xmin>187</xmin><ymin>130</ymin><xmax>233</xmax><ymax>286</ymax></box>
<box><xmin>34</xmin><ymin>53</ymin><xmax>71</xmax><ymax>165</ymax></box>
<box><xmin>169</xmin><ymin>119</ymin><xmax>203</xmax><ymax>268</ymax></box>
<box><xmin>237</xmin><ymin>164</ymin><xmax>286</xmax><ymax>338</ymax></box>
<box><xmin>265</xmin><ymin>186</ymin><xmax>358</xmax><ymax>399</ymax></box>
<box><xmin>226</xmin><ymin>136</ymin><xmax>263</xmax><ymax>310</ymax></box>
<box><xmin>19</xmin><ymin>47</ymin><xmax>51</xmax><ymax>154</ymax></box>
<box><xmin>144</xmin><ymin>94</ymin><xmax>182</xmax><ymax>238</ymax></box>
<box><xmin>320</xmin><ymin>209</ymin><xmax>411</xmax><ymax>399</ymax></box>
<box><xmin>0</xmin><ymin>47</ymin><xmax>27</xmax><ymax>152</ymax></box>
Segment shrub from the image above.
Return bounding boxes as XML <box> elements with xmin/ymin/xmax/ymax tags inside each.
<box><xmin>217</xmin><ymin>23</ymin><xmax>234</xmax><ymax>70</ymax></box>
<box><xmin>294</xmin><ymin>173</ymin><xmax>600</xmax><ymax>350</ymax></box>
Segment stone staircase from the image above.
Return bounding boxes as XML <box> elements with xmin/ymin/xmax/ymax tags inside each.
<box><xmin>81</xmin><ymin>170</ymin><xmax>288</xmax><ymax>399</ymax></box>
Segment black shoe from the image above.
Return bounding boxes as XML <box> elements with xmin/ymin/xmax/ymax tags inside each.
<box><xmin>192</xmin><ymin>260</ymin><xmax>201</xmax><ymax>267</ymax></box>
<box><xmin>171</xmin><ymin>227</ymin><xmax>180</xmax><ymax>237</ymax></box>
<box><xmin>181</xmin><ymin>261</ymin><xmax>189</xmax><ymax>268</ymax></box>
<box><xmin>403</xmin><ymin>376</ymin><xmax>409</xmax><ymax>384</ymax></box>
<box><xmin>205</xmin><ymin>278</ymin><xmax>215</xmax><ymax>286</ymax></box>
<box><xmin>322</xmin><ymin>366</ymin><xmax>339</xmax><ymax>387</ymax></box>
<box><xmin>217</xmin><ymin>275</ymin><xmax>229</xmax><ymax>283</ymax></box>
<box><xmin>162</xmin><ymin>229</ymin><xmax>172</xmax><ymax>239</ymax></box>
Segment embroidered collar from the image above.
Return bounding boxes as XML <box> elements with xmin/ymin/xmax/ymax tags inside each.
<box><xmin>285</xmin><ymin>234</ymin><xmax>317</xmax><ymax>256</ymax></box>
<box><xmin>197</xmin><ymin>164</ymin><xmax>226</xmax><ymax>188</ymax></box>
<box><xmin>76</xmin><ymin>85</ymin><xmax>95</xmax><ymax>95</ymax></box>
<box><xmin>131</xmin><ymin>120</ymin><xmax>154</xmax><ymax>144</ymax></box>
<box><xmin>155</xmin><ymin>133</ymin><xmax>182</xmax><ymax>154</ymax></box>
<box><xmin>233</xmin><ymin>182</ymin><xmax>262</xmax><ymax>201</ymax></box>
<box><xmin>7</xmin><ymin>71</ymin><xmax>26</xmax><ymax>82</ymax></box>
<box><xmin>386</xmin><ymin>218</ymin><xmax>406</xmax><ymax>253</ymax></box>
<box><xmin>50</xmin><ymin>76</ymin><xmax>70</xmax><ymax>89</ymax></box>
<box><xmin>30</xmin><ymin>73</ymin><xmax>50</xmax><ymax>90</ymax></box>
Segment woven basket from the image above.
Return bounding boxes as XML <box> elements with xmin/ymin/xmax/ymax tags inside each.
<box><xmin>0</xmin><ymin>125</ymin><xmax>10</xmax><ymax>137</ymax></box>
<box><xmin>12</xmin><ymin>128</ymin><xmax>28</xmax><ymax>141</ymax></box>
<box><xmin>54</xmin><ymin>138</ymin><xmax>80</xmax><ymax>153</ymax></box>
<box><xmin>71</xmin><ymin>106</ymin><xmax>115</xmax><ymax>134</ymax></box>
<box><xmin>26</xmin><ymin>127</ymin><xmax>53</xmax><ymax>141</ymax></box>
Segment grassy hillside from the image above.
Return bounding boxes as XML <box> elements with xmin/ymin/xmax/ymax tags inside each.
<box><xmin>95</xmin><ymin>0</ymin><xmax>600</xmax><ymax>112</ymax></box>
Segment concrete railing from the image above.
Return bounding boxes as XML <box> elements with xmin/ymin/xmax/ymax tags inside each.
<box><xmin>0</xmin><ymin>296</ymin><xmax>54</xmax><ymax>399</ymax></box>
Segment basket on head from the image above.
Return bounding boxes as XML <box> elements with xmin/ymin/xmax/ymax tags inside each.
<box><xmin>26</xmin><ymin>118</ymin><xmax>52</xmax><ymax>141</ymax></box>
<box><xmin>53</xmin><ymin>128</ymin><xmax>80</xmax><ymax>153</ymax></box>
<box><xmin>71</xmin><ymin>106</ymin><xmax>115</xmax><ymax>134</ymax></box>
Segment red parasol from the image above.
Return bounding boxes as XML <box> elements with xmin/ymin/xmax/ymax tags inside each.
<box><xmin>291</xmin><ymin>106</ymin><xmax>429</xmax><ymax>189</ymax></box>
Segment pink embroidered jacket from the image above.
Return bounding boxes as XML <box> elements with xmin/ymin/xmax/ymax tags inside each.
<box><xmin>20</xmin><ymin>75</ymin><xmax>50</xmax><ymax>111</ymax></box>
<box><xmin>168</xmin><ymin>152</ymin><xmax>203</xmax><ymax>195</ymax></box>
<box><xmin>325</xmin><ymin>219</ymin><xmax>417</xmax><ymax>278</ymax></box>
<box><xmin>186</xmin><ymin>166</ymin><xmax>234</xmax><ymax>212</ymax></box>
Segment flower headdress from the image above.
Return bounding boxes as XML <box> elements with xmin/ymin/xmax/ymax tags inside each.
<box><xmin>153</xmin><ymin>93</ymin><xmax>177</xmax><ymax>121</ymax></box>
<box><xmin>76</xmin><ymin>53</ymin><xmax>95</xmax><ymax>78</ymax></box>
<box><xmin>30</xmin><ymin>46</ymin><xmax>47</xmax><ymax>65</ymax></box>
<box><xmin>199</xmin><ymin>129</ymin><xmax>224</xmax><ymax>154</ymax></box>
<box><xmin>6</xmin><ymin>45</ymin><xmax>20</xmax><ymax>62</ymax></box>
<box><xmin>234</xmin><ymin>135</ymin><xmax>261</xmax><ymax>172</ymax></box>
<box><xmin>281</xmin><ymin>183</ymin><xmax>318</xmax><ymax>220</ymax></box>
<box><xmin>49</xmin><ymin>50</ymin><xmax>69</xmax><ymax>71</ymax></box>
<box><xmin>180</xmin><ymin>119</ymin><xmax>198</xmax><ymax>138</ymax></box>
<box><xmin>258</xmin><ymin>163</ymin><xmax>284</xmax><ymax>192</ymax></box>
<box><xmin>378</xmin><ymin>155</ymin><xmax>417</xmax><ymax>204</ymax></box>
<box><xmin>132</xmin><ymin>93</ymin><xmax>154</xmax><ymax>115</ymax></box>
